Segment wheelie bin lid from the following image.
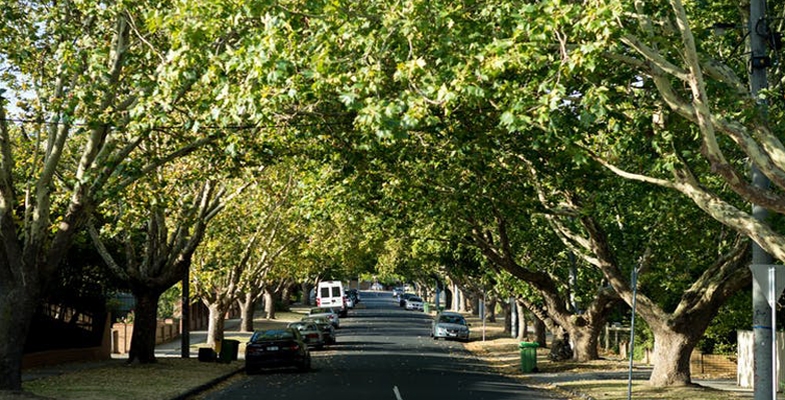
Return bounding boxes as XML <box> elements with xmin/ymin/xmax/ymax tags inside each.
<box><xmin>519</xmin><ymin>342</ymin><xmax>539</xmax><ymax>348</ymax></box>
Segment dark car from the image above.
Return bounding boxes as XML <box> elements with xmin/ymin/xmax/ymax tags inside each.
<box><xmin>399</xmin><ymin>293</ymin><xmax>416</xmax><ymax>307</ymax></box>
<box><xmin>245</xmin><ymin>328</ymin><xmax>311</xmax><ymax>373</ymax></box>
<box><xmin>301</xmin><ymin>316</ymin><xmax>337</xmax><ymax>344</ymax></box>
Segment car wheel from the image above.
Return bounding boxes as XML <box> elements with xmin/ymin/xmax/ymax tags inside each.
<box><xmin>298</xmin><ymin>356</ymin><xmax>311</xmax><ymax>372</ymax></box>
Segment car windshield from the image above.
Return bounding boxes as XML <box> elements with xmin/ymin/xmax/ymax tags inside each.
<box><xmin>288</xmin><ymin>322</ymin><xmax>311</xmax><ymax>330</ymax></box>
<box><xmin>409</xmin><ymin>297</ymin><xmax>422</xmax><ymax>302</ymax></box>
<box><xmin>252</xmin><ymin>330</ymin><xmax>295</xmax><ymax>342</ymax></box>
<box><xmin>310</xmin><ymin>307</ymin><xmax>333</xmax><ymax>314</ymax></box>
<box><xmin>439</xmin><ymin>315</ymin><xmax>466</xmax><ymax>325</ymax></box>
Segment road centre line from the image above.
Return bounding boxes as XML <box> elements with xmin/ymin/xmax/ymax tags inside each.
<box><xmin>393</xmin><ymin>385</ymin><xmax>403</xmax><ymax>400</ymax></box>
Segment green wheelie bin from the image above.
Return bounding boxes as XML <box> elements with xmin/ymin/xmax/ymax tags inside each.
<box><xmin>519</xmin><ymin>342</ymin><xmax>539</xmax><ymax>373</ymax></box>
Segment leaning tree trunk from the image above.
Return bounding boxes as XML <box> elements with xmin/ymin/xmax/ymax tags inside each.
<box><xmin>205</xmin><ymin>302</ymin><xmax>228</xmax><ymax>347</ymax></box>
<box><xmin>237</xmin><ymin>293</ymin><xmax>256</xmax><ymax>332</ymax></box>
<box><xmin>128</xmin><ymin>288</ymin><xmax>164</xmax><ymax>364</ymax></box>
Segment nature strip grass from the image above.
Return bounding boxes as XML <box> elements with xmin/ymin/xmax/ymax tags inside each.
<box><xmin>22</xmin><ymin>359</ymin><xmax>241</xmax><ymax>400</ymax></box>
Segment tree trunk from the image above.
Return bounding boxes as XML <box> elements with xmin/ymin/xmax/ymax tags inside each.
<box><xmin>0</xmin><ymin>285</ymin><xmax>37</xmax><ymax>391</ymax></box>
<box><xmin>301</xmin><ymin>281</ymin><xmax>313</xmax><ymax>306</ymax></box>
<box><xmin>533</xmin><ymin>315</ymin><xmax>546</xmax><ymax>346</ymax></box>
<box><xmin>280</xmin><ymin>283</ymin><xmax>294</xmax><ymax>311</ymax></box>
<box><xmin>128</xmin><ymin>289</ymin><xmax>163</xmax><ymax>364</ymax></box>
<box><xmin>502</xmin><ymin>300</ymin><xmax>512</xmax><ymax>334</ymax></box>
<box><xmin>206</xmin><ymin>302</ymin><xmax>227</xmax><ymax>347</ymax></box>
<box><xmin>470</xmin><ymin>294</ymin><xmax>480</xmax><ymax>316</ymax></box>
<box><xmin>571</xmin><ymin>323</ymin><xmax>601</xmax><ymax>361</ymax></box>
<box><xmin>647</xmin><ymin>324</ymin><xmax>702</xmax><ymax>386</ymax></box>
<box><xmin>515</xmin><ymin>299</ymin><xmax>527</xmax><ymax>341</ymax></box>
<box><xmin>238</xmin><ymin>293</ymin><xmax>255</xmax><ymax>332</ymax></box>
<box><xmin>487</xmin><ymin>298</ymin><xmax>497</xmax><ymax>323</ymax></box>
<box><xmin>264</xmin><ymin>288</ymin><xmax>276</xmax><ymax>320</ymax></box>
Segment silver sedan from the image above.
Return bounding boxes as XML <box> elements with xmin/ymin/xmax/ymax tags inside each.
<box><xmin>431</xmin><ymin>311</ymin><xmax>470</xmax><ymax>342</ymax></box>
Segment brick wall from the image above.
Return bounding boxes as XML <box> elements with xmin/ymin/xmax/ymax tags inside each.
<box><xmin>690</xmin><ymin>351</ymin><xmax>737</xmax><ymax>376</ymax></box>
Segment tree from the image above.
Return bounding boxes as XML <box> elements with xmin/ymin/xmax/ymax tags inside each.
<box><xmin>89</xmin><ymin>154</ymin><xmax>236</xmax><ymax>362</ymax></box>
<box><xmin>192</xmin><ymin>164</ymin><xmax>306</xmax><ymax>343</ymax></box>
<box><xmin>0</xmin><ymin>0</ymin><xmax>242</xmax><ymax>389</ymax></box>
<box><xmin>521</xmin><ymin>149</ymin><xmax>751</xmax><ymax>385</ymax></box>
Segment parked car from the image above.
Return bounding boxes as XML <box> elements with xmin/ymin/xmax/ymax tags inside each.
<box><xmin>431</xmin><ymin>311</ymin><xmax>470</xmax><ymax>342</ymax></box>
<box><xmin>301</xmin><ymin>316</ymin><xmax>337</xmax><ymax>344</ymax></box>
<box><xmin>245</xmin><ymin>328</ymin><xmax>311</xmax><ymax>373</ymax></box>
<box><xmin>405</xmin><ymin>296</ymin><xmax>425</xmax><ymax>311</ymax></box>
<box><xmin>316</xmin><ymin>280</ymin><xmax>347</xmax><ymax>317</ymax></box>
<box><xmin>392</xmin><ymin>287</ymin><xmax>404</xmax><ymax>297</ymax></box>
<box><xmin>287</xmin><ymin>321</ymin><xmax>325</xmax><ymax>349</ymax></box>
<box><xmin>399</xmin><ymin>293</ymin><xmax>416</xmax><ymax>307</ymax></box>
<box><xmin>308</xmin><ymin>306</ymin><xmax>341</xmax><ymax>328</ymax></box>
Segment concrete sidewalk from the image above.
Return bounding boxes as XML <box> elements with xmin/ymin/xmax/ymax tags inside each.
<box><xmin>149</xmin><ymin>316</ymin><xmax>249</xmax><ymax>359</ymax></box>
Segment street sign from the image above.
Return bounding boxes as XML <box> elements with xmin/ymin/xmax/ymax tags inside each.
<box><xmin>750</xmin><ymin>264</ymin><xmax>785</xmax><ymax>307</ymax></box>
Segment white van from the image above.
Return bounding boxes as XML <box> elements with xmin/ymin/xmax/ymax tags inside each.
<box><xmin>316</xmin><ymin>280</ymin><xmax>346</xmax><ymax>317</ymax></box>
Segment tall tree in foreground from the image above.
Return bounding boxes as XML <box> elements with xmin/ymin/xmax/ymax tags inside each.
<box><xmin>522</xmin><ymin>151</ymin><xmax>751</xmax><ymax>385</ymax></box>
<box><xmin>0</xmin><ymin>0</ymin><xmax>244</xmax><ymax>389</ymax></box>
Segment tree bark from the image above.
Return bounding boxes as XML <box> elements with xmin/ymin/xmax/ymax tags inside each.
<box><xmin>280</xmin><ymin>282</ymin><xmax>294</xmax><ymax>311</ymax></box>
<box><xmin>264</xmin><ymin>287</ymin><xmax>276</xmax><ymax>320</ymax></box>
<box><xmin>301</xmin><ymin>281</ymin><xmax>314</xmax><ymax>306</ymax></box>
<box><xmin>238</xmin><ymin>293</ymin><xmax>255</xmax><ymax>332</ymax></box>
<box><xmin>515</xmin><ymin>299</ymin><xmax>527</xmax><ymax>341</ymax></box>
<box><xmin>0</xmin><ymin>284</ymin><xmax>37</xmax><ymax>390</ymax></box>
<box><xmin>502</xmin><ymin>300</ymin><xmax>512</xmax><ymax>334</ymax></box>
<box><xmin>487</xmin><ymin>298</ymin><xmax>497</xmax><ymax>323</ymax></box>
<box><xmin>470</xmin><ymin>294</ymin><xmax>480</xmax><ymax>316</ymax></box>
<box><xmin>647</xmin><ymin>327</ymin><xmax>697</xmax><ymax>386</ymax></box>
<box><xmin>205</xmin><ymin>302</ymin><xmax>228</xmax><ymax>347</ymax></box>
<box><xmin>128</xmin><ymin>289</ymin><xmax>164</xmax><ymax>364</ymax></box>
<box><xmin>532</xmin><ymin>313</ymin><xmax>546</xmax><ymax>346</ymax></box>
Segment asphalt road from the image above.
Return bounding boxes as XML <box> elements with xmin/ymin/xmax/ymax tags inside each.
<box><xmin>202</xmin><ymin>291</ymin><xmax>564</xmax><ymax>400</ymax></box>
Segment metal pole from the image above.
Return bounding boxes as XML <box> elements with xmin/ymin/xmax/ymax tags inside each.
<box><xmin>749</xmin><ymin>0</ymin><xmax>773</xmax><ymax>397</ymax></box>
<box><xmin>770</xmin><ymin>266</ymin><xmax>778</xmax><ymax>396</ymax></box>
<box><xmin>482</xmin><ymin>290</ymin><xmax>487</xmax><ymax>342</ymax></box>
<box><xmin>181</xmin><ymin>268</ymin><xmax>190</xmax><ymax>359</ymax></box>
<box><xmin>628</xmin><ymin>266</ymin><xmax>639</xmax><ymax>400</ymax></box>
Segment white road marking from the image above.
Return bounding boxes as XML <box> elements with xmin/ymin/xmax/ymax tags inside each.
<box><xmin>393</xmin><ymin>385</ymin><xmax>403</xmax><ymax>400</ymax></box>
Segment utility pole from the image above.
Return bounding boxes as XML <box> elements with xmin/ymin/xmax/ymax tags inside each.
<box><xmin>181</xmin><ymin>269</ymin><xmax>190</xmax><ymax>358</ymax></box>
<box><xmin>748</xmin><ymin>0</ymin><xmax>774</xmax><ymax>398</ymax></box>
